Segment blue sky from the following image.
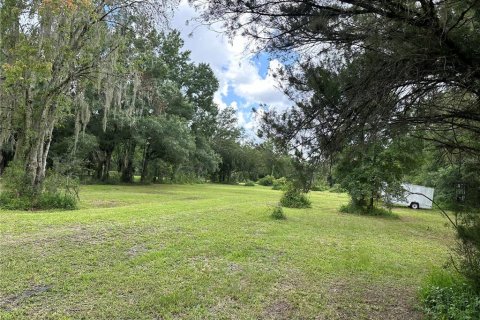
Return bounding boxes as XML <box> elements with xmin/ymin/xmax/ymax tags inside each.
<box><xmin>171</xmin><ymin>2</ymin><xmax>292</xmax><ymax>138</ymax></box>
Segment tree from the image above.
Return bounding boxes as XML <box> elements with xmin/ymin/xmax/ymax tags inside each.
<box><xmin>137</xmin><ymin>115</ymin><xmax>195</xmax><ymax>182</ymax></box>
<box><xmin>195</xmin><ymin>0</ymin><xmax>480</xmax><ymax>286</ymax></box>
<box><xmin>0</xmin><ymin>0</ymin><xmax>175</xmax><ymax>191</ymax></box>
<box><xmin>211</xmin><ymin>107</ymin><xmax>243</xmax><ymax>183</ymax></box>
<box><xmin>197</xmin><ymin>0</ymin><xmax>480</xmax><ymax>154</ymax></box>
<box><xmin>335</xmin><ymin>136</ymin><xmax>421</xmax><ymax>210</ymax></box>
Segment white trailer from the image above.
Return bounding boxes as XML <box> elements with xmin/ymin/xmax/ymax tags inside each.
<box><xmin>387</xmin><ymin>183</ymin><xmax>435</xmax><ymax>209</ymax></box>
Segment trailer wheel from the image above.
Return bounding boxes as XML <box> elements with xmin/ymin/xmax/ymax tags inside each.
<box><xmin>410</xmin><ymin>202</ymin><xmax>420</xmax><ymax>209</ymax></box>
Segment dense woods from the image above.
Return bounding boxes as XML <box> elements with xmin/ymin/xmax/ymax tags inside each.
<box><xmin>0</xmin><ymin>0</ymin><xmax>299</xmax><ymax>209</ymax></box>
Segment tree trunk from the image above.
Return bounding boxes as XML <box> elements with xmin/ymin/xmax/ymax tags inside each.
<box><xmin>101</xmin><ymin>150</ymin><xmax>112</xmax><ymax>181</ymax></box>
<box><xmin>14</xmin><ymin>97</ymin><xmax>57</xmax><ymax>192</ymax></box>
<box><xmin>327</xmin><ymin>156</ymin><xmax>334</xmax><ymax>187</ymax></box>
<box><xmin>369</xmin><ymin>191</ymin><xmax>375</xmax><ymax>210</ymax></box>
<box><xmin>121</xmin><ymin>140</ymin><xmax>135</xmax><ymax>183</ymax></box>
<box><xmin>0</xmin><ymin>152</ymin><xmax>4</xmax><ymax>175</ymax></box>
<box><xmin>140</xmin><ymin>142</ymin><xmax>150</xmax><ymax>183</ymax></box>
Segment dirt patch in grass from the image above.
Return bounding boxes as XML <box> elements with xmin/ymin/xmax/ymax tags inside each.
<box><xmin>127</xmin><ymin>244</ymin><xmax>148</xmax><ymax>258</ymax></box>
<box><xmin>326</xmin><ymin>280</ymin><xmax>422</xmax><ymax>320</ymax></box>
<box><xmin>0</xmin><ymin>225</ymin><xmax>108</xmax><ymax>251</ymax></box>
<box><xmin>179</xmin><ymin>197</ymin><xmax>202</xmax><ymax>201</ymax></box>
<box><xmin>0</xmin><ymin>285</ymin><xmax>51</xmax><ymax>311</ymax></box>
<box><xmin>263</xmin><ymin>299</ymin><xmax>294</xmax><ymax>319</ymax></box>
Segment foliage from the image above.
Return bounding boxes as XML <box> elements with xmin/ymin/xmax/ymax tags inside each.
<box><xmin>272</xmin><ymin>177</ymin><xmax>288</xmax><ymax>190</ymax></box>
<box><xmin>270</xmin><ymin>205</ymin><xmax>286</xmax><ymax>220</ymax></box>
<box><xmin>329</xmin><ymin>184</ymin><xmax>346</xmax><ymax>193</ymax></box>
<box><xmin>244</xmin><ymin>180</ymin><xmax>255</xmax><ymax>187</ymax></box>
<box><xmin>0</xmin><ymin>162</ymin><xmax>78</xmax><ymax>210</ymax></box>
<box><xmin>280</xmin><ymin>184</ymin><xmax>311</xmax><ymax>208</ymax></box>
<box><xmin>421</xmin><ymin>269</ymin><xmax>480</xmax><ymax>320</ymax></box>
<box><xmin>258</xmin><ymin>175</ymin><xmax>275</xmax><ymax>186</ymax></box>
<box><xmin>456</xmin><ymin>214</ymin><xmax>480</xmax><ymax>292</ymax></box>
<box><xmin>0</xmin><ymin>2</ymin><xmax>227</xmax><ymax>196</ymax></box>
<box><xmin>201</xmin><ymin>1</ymin><xmax>480</xmax><ymax>157</ymax></box>
<box><xmin>339</xmin><ymin>202</ymin><xmax>397</xmax><ymax>219</ymax></box>
<box><xmin>210</xmin><ymin>107</ymin><xmax>244</xmax><ymax>183</ymax></box>
<box><xmin>413</xmin><ymin>145</ymin><xmax>480</xmax><ymax>289</ymax></box>
<box><xmin>311</xmin><ymin>182</ymin><xmax>329</xmax><ymax>192</ymax></box>
<box><xmin>335</xmin><ymin>137</ymin><xmax>420</xmax><ymax>211</ymax></box>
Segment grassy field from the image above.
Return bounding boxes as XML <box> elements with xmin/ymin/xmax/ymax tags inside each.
<box><xmin>0</xmin><ymin>184</ymin><xmax>454</xmax><ymax>319</ymax></box>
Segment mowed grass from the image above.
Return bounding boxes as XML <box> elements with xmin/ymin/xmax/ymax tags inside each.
<box><xmin>0</xmin><ymin>184</ymin><xmax>454</xmax><ymax>319</ymax></box>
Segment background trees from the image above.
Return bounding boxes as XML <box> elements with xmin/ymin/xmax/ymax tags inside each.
<box><xmin>0</xmin><ymin>1</ymin><xmax>232</xmax><ymax>207</ymax></box>
<box><xmin>0</xmin><ymin>0</ymin><xmax>299</xmax><ymax>209</ymax></box>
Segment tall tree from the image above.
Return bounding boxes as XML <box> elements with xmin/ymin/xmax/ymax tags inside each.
<box><xmin>197</xmin><ymin>0</ymin><xmax>480</xmax><ymax>154</ymax></box>
<box><xmin>0</xmin><ymin>0</ymin><xmax>176</xmax><ymax>191</ymax></box>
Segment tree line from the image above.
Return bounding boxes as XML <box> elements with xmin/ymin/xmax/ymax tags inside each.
<box><xmin>0</xmin><ymin>0</ymin><xmax>300</xmax><ymax>209</ymax></box>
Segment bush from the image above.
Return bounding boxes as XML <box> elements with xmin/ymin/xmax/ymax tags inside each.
<box><xmin>339</xmin><ymin>201</ymin><xmax>397</xmax><ymax>218</ymax></box>
<box><xmin>244</xmin><ymin>180</ymin><xmax>255</xmax><ymax>186</ymax></box>
<box><xmin>0</xmin><ymin>194</ymin><xmax>32</xmax><ymax>211</ymax></box>
<box><xmin>421</xmin><ymin>270</ymin><xmax>480</xmax><ymax>319</ymax></box>
<box><xmin>36</xmin><ymin>192</ymin><xmax>77</xmax><ymax>210</ymax></box>
<box><xmin>0</xmin><ymin>161</ymin><xmax>35</xmax><ymax>198</ymax></box>
<box><xmin>0</xmin><ymin>192</ymin><xmax>77</xmax><ymax>210</ymax></box>
<box><xmin>329</xmin><ymin>183</ymin><xmax>346</xmax><ymax>193</ymax></box>
<box><xmin>271</xmin><ymin>205</ymin><xmax>286</xmax><ymax>220</ymax></box>
<box><xmin>280</xmin><ymin>184</ymin><xmax>311</xmax><ymax>208</ymax></box>
<box><xmin>0</xmin><ymin>162</ymin><xmax>78</xmax><ymax>210</ymax></box>
<box><xmin>258</xmin><ymin>175</ymin><xmax>275</xmax><ymax>186</ymax></box>
<box><xmin>311</xmin><ymin>183</ymin><xmax>329</xmax><ymax>191</ymax></box>
<box><xmin>272</xmin><ymin>177</ymin><xmax>288</xmax><ymax>190</ymax></box>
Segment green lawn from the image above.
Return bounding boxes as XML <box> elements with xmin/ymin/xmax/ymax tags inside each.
<box><xmin>0</xmin><ymin>184</ymin><xmax>454</xmax><ymax>319</ymax></box>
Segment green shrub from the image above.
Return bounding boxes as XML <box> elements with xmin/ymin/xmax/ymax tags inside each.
<box><xmin>280</xmin><ymin>184</ymin><xmax>311</xmax><ymax>208</ymax></box>
<box><xmin>0</xmin><ymin>192</ymin><xmax>77</xmax><ymax>210</ymax></box>
<box><xmin>0</xmin><ymin>162</ymin><xmax>78</xmax><ymax>210</ymax></box>
<box><xmin>36</xmin><ymin>193</ymin><xmax>77</xmax><ymax>210</ymax></box>
<box><xmin>258</xmin><ymin>175</ymin><xmax>275</xmax><ymax>186</ymax></box>
<box><xmin>456</xmin><ymin>214</ymin><xmax>480</xmax><ymax>291</ymax></box>
<box><xmin>272</xmin><ymin>177</ymin><xmax>288</xmax><ymax>190</ymax></box>
<box><xmin>0</xmin><ymin>161</ymin><xmax>35</xmax><ymax>198</ymax></box>
<box><xmin>271</xmin><ymin>205</ymin><xmax>286</xmax><ymax>220</ymax></box>
<box><xmin>421</xmin><ymin>270</ymin><xmax>480</xmax><ymax>319</ymax></box>
<box><xmin>0</xmin><ymin>194</ymin><xmax>31</xmax><ymax>210</ymax></box>
<box><xmin>311</xmin><ymin>183</ymin><xmax>329</xmax><ymax>191</ymax></box>
<box><xmin>339</xmin><ymin>201</ymin><xmax>397</xmax><ymax>218</ymax></box>
<box><xmin>244</xmin><ymin>180</ymin><xmax>255</xmax><ymax>186</ymax></box>
<box><xmin>329</xmin><ymin>183</ymin><xmax>346</xmax><ymax>193</ymax></box>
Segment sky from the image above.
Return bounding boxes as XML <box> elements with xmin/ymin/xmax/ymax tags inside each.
<box><xmin>170</xmin><ymin>1</ymin><xmax>292</xmax><ymax>139</ymax></box>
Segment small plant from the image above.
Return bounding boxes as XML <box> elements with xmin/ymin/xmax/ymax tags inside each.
<box><xmin>271</xmin><ymin>205</ymin><xmax>286</xmax><ymax>220</ymax></box>
<box><xmin>257</xmin><ymin>175</ymin><xmax>275</xmax><ymax>186</ymax></box>
<box><xmin>244</xmin><ymin>180</ymin><xmax>255</xmax><ymax>186</ymax></box>
<box><xmin>0</xmin><ymin>162</ymin><xmax>78</xmax><ymax>210</ymax></box>
<box><xmin>280</xmin><ymin>184</ymin><xmax>311</xmax><ymax>208</ymax></box>
<box><xmin>329</xmin><ymin>183</ymin><xmax>346</xmax><ymax>193</ymax></box>
<box><xmin>421</xmin><ymin>269</ymin><xmax>480</xmax><ymax>320</ymax></box>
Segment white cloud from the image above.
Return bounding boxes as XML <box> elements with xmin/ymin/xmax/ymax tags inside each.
<box><xmin>171</xmin><ymin>1</ymin><xmax>292</xmax><ymax>135</ymax></box>
<box><xmin>233</xmin><ymin>59</ymin><xmax>292</xmax><ymax>108</ymax></box>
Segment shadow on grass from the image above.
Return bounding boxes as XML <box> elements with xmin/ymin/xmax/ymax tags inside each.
<box><xmin>339</xmin><ymin>203</ymin><xmax>400</xmax><ymax>220</ymax></box>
